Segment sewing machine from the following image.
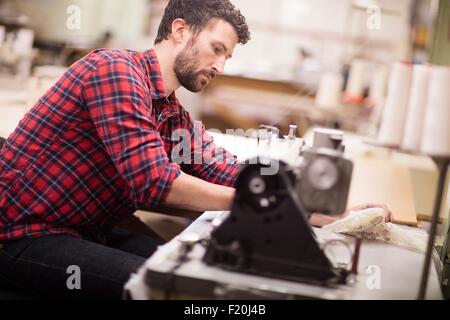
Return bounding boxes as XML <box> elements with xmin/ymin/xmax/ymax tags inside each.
<box><xmin>239</xmin><ymin>125</ymin><xmax>353</xmax><ymax>216</ymax></box>
<box><xmin>125</xmin><ymin>127</ymin><xmax>443</xmax><ymax>299</ymax></box>
<box><xmin>202</xmin><ymin>126</ymin><xmax>353</xmax><ymax>285</ymax></box>
<box><xmin>127</xmin><ymin>211</ymin><xmax>443</xmax><ymax>300</ymax></box>
<box><xmin>129</xmin><ymin>127</ymin><xmax>394</xmax><ymax>298</ymax></box>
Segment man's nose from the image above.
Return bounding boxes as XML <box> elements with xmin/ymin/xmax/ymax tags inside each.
<box><xmin>212</xmin><ymin>59</ymin><xmax>226</xmax><ymax>75</ymax></box>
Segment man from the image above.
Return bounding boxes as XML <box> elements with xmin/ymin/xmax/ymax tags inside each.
<box><xmin>0</xmin><ymin>0</ymin><xmax>391</xmax><ymax>299</ymax></box>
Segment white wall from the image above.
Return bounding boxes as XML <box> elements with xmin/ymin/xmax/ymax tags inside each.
<box><xmin>226</xmin><ymin>0</ymin><xmax>414</xmax><ymax>78</ymax></box>
<box><xmin>15</xmin><ymin>0</ymin><xmax>149</xmax><ymax>45</ymax></box>
<box><xmin>9</xmin><ymin>0</ymin><xmax>414</xmax><ymax>72</ymax></box>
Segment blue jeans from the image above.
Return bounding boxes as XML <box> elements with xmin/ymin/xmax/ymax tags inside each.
<box><xmin>0</xmin><ymin>228</ymin><xmax>163</xmax><ymax>299</ymax></box>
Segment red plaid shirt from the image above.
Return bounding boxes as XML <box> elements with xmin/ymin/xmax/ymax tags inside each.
<box><xmin>0</xmin><ymin>49</ymin><xmax>239</xmax><ymax>242</ymax></box>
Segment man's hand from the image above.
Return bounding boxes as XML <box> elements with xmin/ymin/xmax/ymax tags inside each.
<box><xmin>309</xmin><ymin>203</ymin><xmax>394</xmax><ymax>228</ymax></box>
<box><xmin>342</xmin><ymin>203</ymin><xmax>394</xmax><ymax>222</ymax></box>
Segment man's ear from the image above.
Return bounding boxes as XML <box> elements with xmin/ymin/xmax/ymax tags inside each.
<box><xmin>171</xmin><ymin>18</ymin><xmax>188</xmax><ymax>44</ymax></box>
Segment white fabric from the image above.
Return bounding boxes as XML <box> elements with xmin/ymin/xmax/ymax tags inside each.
<box><xmin>322</xmin><ymin>207</ymin><xmax>428</xmax><ymax>253</ymax></box>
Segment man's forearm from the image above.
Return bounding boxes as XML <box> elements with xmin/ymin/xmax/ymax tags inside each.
<box><xmin>164</xmin><ymin>172</ymin><xmax>235</xmax><ymax>211</ymax></box>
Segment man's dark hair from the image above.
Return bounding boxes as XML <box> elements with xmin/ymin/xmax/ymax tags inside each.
<box><xmin>154</xmin><ymin>0</ymin><xmax>250</xmax><ymax>45</ymax></box>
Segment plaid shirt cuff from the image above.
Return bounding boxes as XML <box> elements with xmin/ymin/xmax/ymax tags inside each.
<box><xmin>149</xmin><ymin>162</ymin><xmax>181</xmax><ymax>207</ymax></box>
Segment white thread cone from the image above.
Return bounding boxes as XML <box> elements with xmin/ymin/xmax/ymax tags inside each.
<box><xmin>377</xmin><ymin>62</ymin><xmax>413</xmax><ymax>146</ymax></box>
<box><xmin>420</xmin><ymin>66</ymin><xmax>450</xmax><ymax>156</ymax></box>
<box><xmin>402</xmin><ymin>64</ymin><xmax>431</xmax><ymax>151</ymax></box>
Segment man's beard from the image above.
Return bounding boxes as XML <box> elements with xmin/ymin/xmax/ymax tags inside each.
<box><xmin>174</xmin><ymin>42</ymin><xmax>215</xmax><ymax>93</ymax></box>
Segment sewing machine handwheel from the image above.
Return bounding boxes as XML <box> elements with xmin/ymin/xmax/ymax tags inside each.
<box><xmin>234</xmin><ymin>160</ymin><xmax>291</xmax><ymax>212</ymax></box>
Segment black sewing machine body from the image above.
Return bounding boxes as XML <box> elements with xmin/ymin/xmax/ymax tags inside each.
<box><xmin>203</xmin><ymin>128</ymin><xmax>353</xmax><ymax>285</ymax></box>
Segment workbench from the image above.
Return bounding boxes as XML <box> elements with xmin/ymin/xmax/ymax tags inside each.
<box><xmin>124</xmin><ymin>131</ymin><xmax>446</xmax><ymax>299</ymax></box>
<box><xmin>125</xmin><ymin>211</ymin><xmax>443</xmax><ymax>300</ymax></box>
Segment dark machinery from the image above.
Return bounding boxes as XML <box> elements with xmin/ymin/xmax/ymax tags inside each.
<box><xmin>203</xmin><ymin>127</ymin><xmax>354</xmax><ymax>285</ymax></box>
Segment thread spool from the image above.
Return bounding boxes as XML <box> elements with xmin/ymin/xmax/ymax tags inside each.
<box><xmin>367</xmin><ymin>65</ymin><xmax>389</xmax><ymax>128</ymax></box>
<box><xmin>13</xmin><ymin>29</ymin><xmax>34</xmax><ymax>53</ymax></box>
<box><xmin>344</xmin><ymin>59</ymin><xmax>367</xmax><ymax>105</ymax></box>
<box><xmin>315</xmin><ymin>72</ymin><xmax>343</xmax><ymax>108</ymax></box>
<box><xmin>420</xmin><ymin>66</ymin><xmax>450</xmax><ymax>156</ymax></box>
<box><xmin>368</xmin><ymin>65</ymin><xmax>388</xmax><ymax>108</ymax></box>
<box><xmin>377</xmin><ymin>62</ymin><xmax>413</xmax><ymax>147</ymax></box>
<box><xmin>402</xmin><ymin>64</ymin><xmax>431</xmax><ymax>152</ymax></box>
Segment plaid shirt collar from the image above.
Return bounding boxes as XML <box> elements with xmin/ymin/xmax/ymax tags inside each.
<box><xmin>143</xmin><ymin>49</ymin><xmax>181</xmax><ymax>123</ymax></box>
<box><xmin>143</xmin><ymin>49</ymin><xmax>177</xmax><ymax>102</ymax></box>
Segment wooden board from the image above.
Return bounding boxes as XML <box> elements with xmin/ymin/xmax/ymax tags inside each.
<box><xmin>347</xmin><ymin>158</ymin><xmax>418</xmax><ymax>226</ymax></box>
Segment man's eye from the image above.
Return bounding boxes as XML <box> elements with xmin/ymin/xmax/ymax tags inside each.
<box><xmin>214</xmin><ymin>47</ymin><xmax>221</xmax><ymax>54</ymax></box>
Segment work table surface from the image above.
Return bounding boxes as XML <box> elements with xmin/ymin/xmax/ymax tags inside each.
<box><xmin>127</xmin><ymin>211</ymin><xmax>443</xmax><ymax>300</ymax></box>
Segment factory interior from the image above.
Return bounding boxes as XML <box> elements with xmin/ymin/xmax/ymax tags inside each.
<box><xmin>0</xmin><ymin>0</ymin><xmax>449</xmax><ymax>302</ymax></box>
